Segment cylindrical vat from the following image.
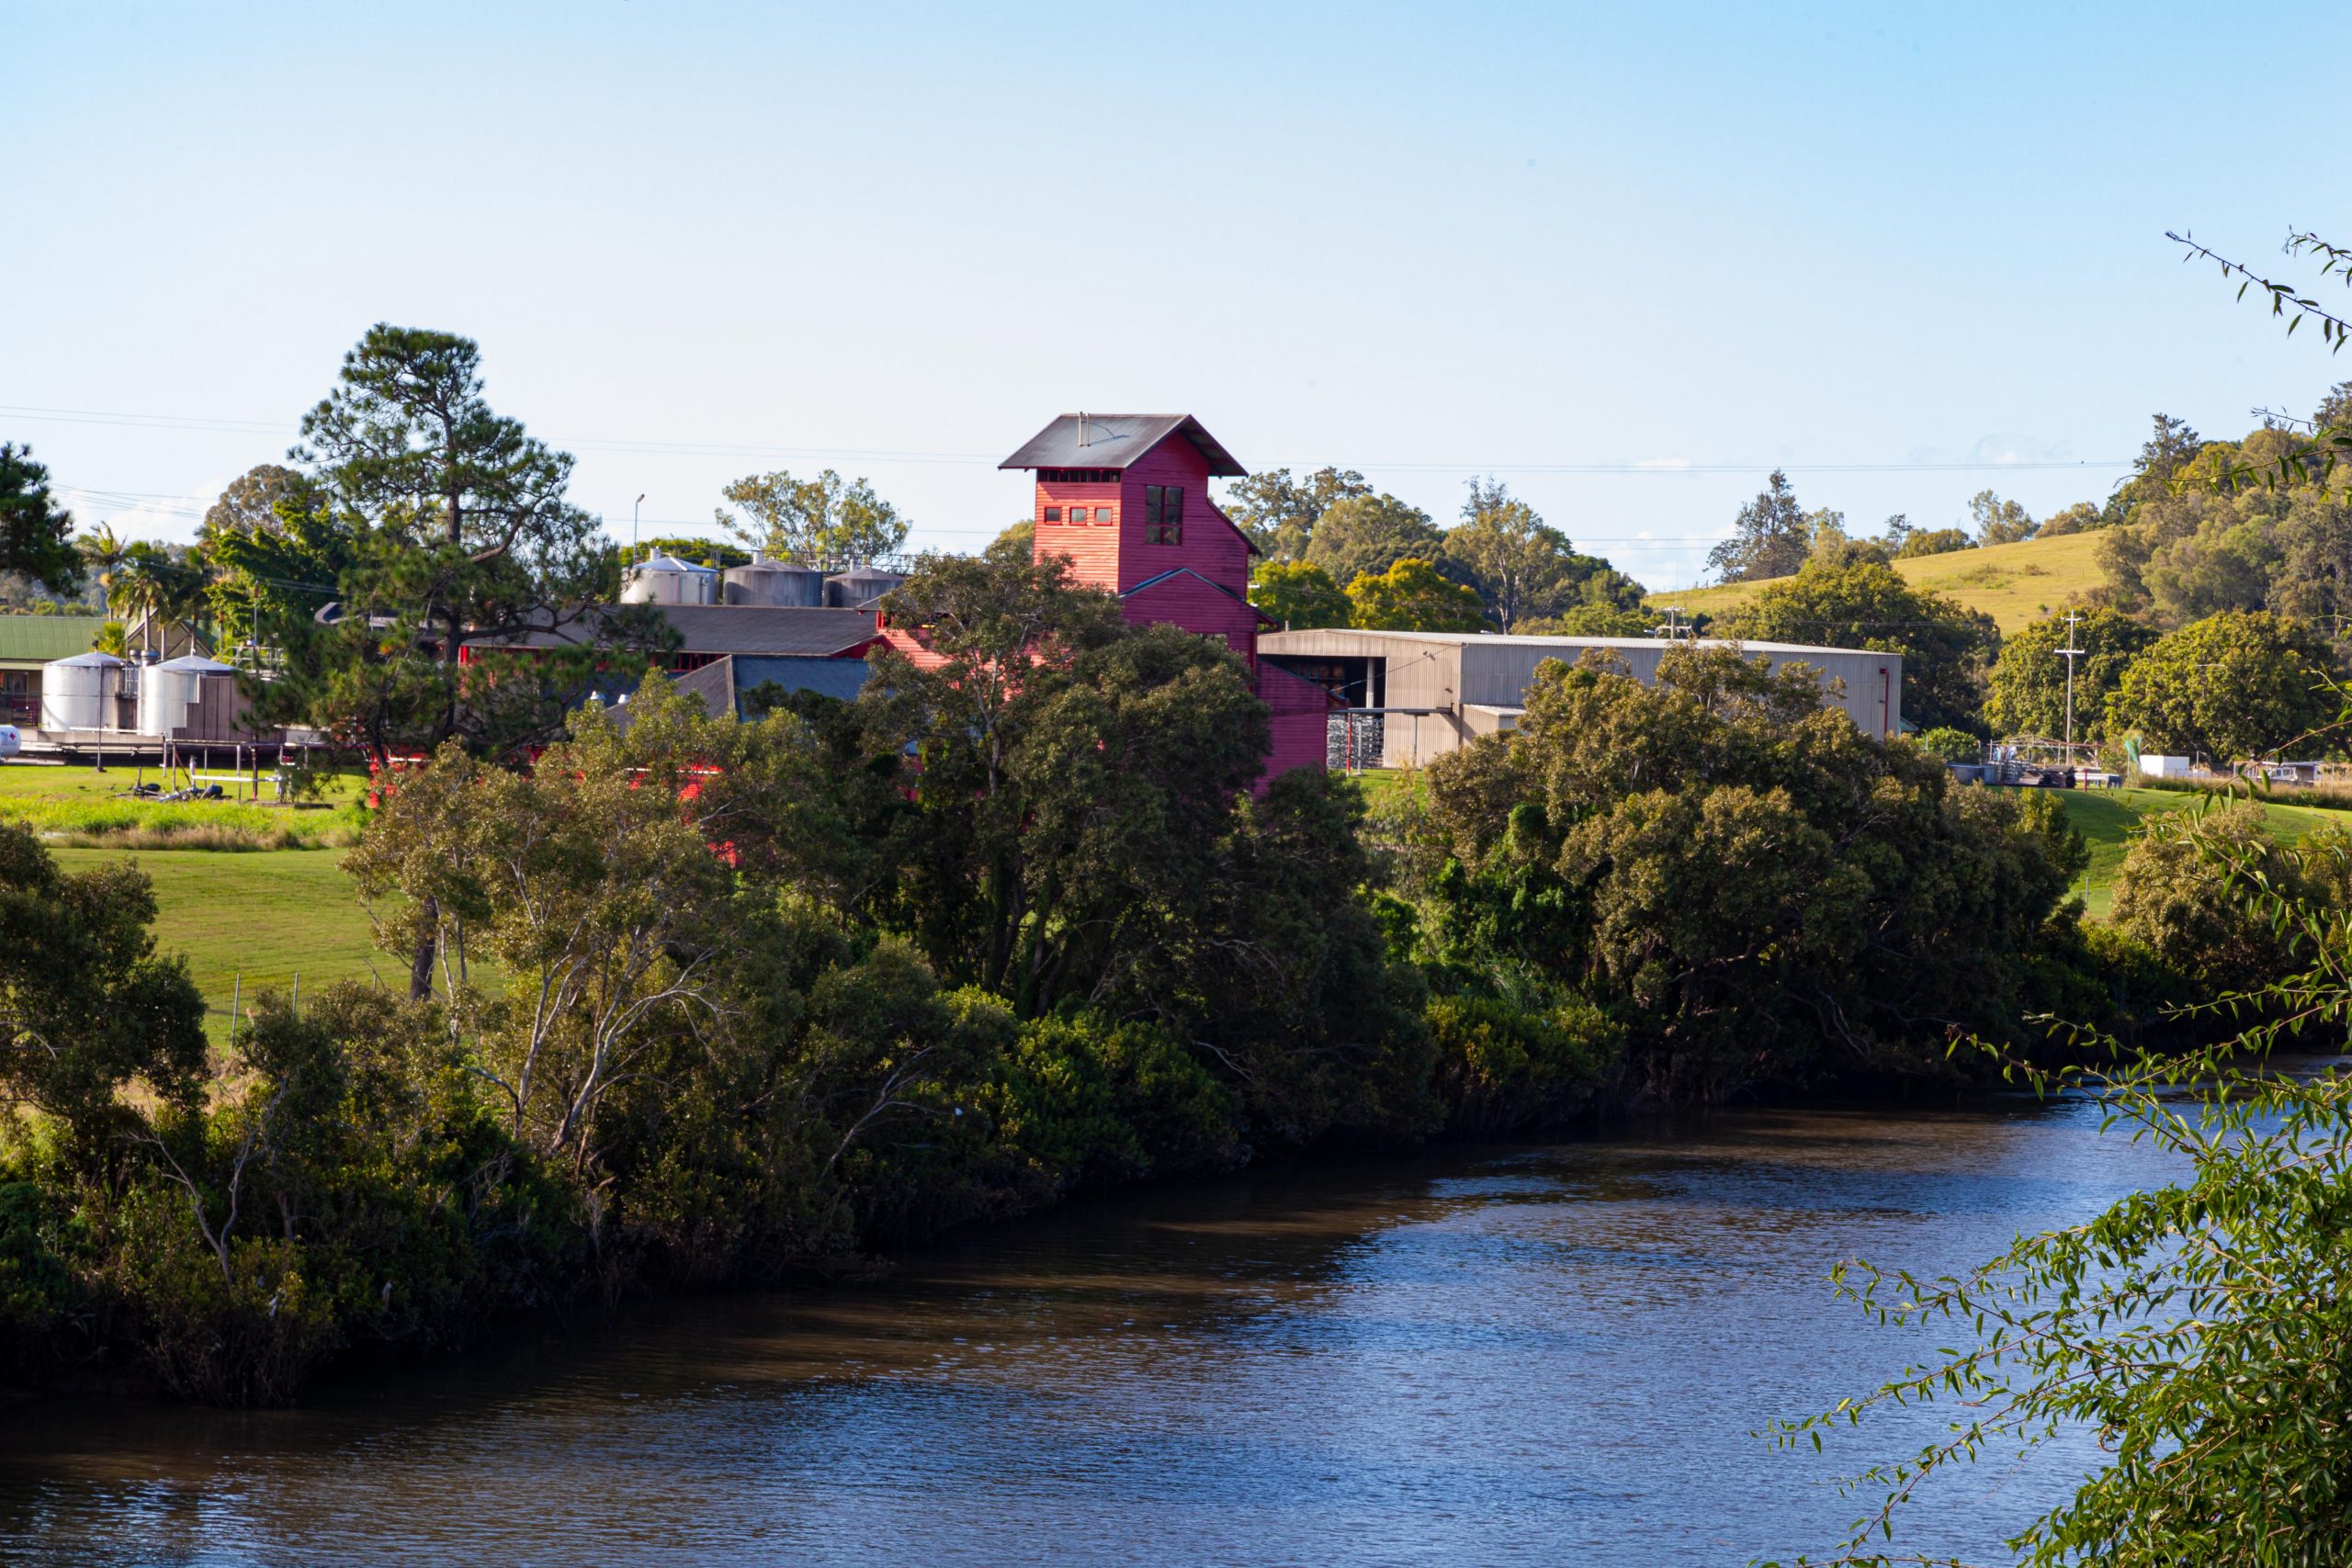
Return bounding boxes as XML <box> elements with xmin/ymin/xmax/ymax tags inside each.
<box><xmin>621</xmin><ymin>556</ymin><xmax>721</xmax><ymax>605</ymax></box>
<box><xmin>723</xmin><ymin>559</ymin><xmax>825</xmax><ymax>606</ymax></box>
<box><xmin>38</xmin><ymin>651</ymin><xmax>124</xmax><ymax>732</ymax></box>
<box><xmin>137</xmin><ymin>655</ymin><xmax>236</xmax><ymax>738</ymax></box>
<box><xmin>824</xmin><ymin>567</ymin><xmax>906</xmax><ymax>608</ymax></box>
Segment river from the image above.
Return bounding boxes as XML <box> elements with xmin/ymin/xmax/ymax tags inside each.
<box><xmin>0</xmin><ymin>1092</ymin><xmax>2178</xmax><ymax>1566</ymax></box>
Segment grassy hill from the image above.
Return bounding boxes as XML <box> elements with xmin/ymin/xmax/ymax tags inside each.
<box><xmin>1647</xmin><ymin>528</ymin><xmax>2109</xmax><ymax>636</ymax></box>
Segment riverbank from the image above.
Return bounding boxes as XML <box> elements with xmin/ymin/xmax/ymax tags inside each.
<box><xmin>0</xmin><ymin>1096</ymin><xmax>2173</xmax><ymax>1567</ymax></box>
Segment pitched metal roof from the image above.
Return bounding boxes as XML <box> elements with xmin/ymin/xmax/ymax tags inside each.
<box><xmin>661</xmin><ymin>605</ymin><xmax>881</xmax><ymax>656</ymax></box>
<box><xmin>486</xmin><ymin>605</ymin><xmax>881</xmax><ymax>659</ymax></box>
<box><xmin>1122</xmin><ymin>566</ymin><xmax>1278</xmax><ymax>626</ymax></box>
<box><xmin>0</xmin><ymin>615</ymin><xmax>111</xmax><ymax>667</ymax></box>
<box><xmin>724</xmin><ymin>655</ymin><xmax>874</xmax><ymax>708</ymax></box>
<box><xmin>999</xmin><ymin>414</ymin><xmax>1245</xmax><ymax>477</ymax></box>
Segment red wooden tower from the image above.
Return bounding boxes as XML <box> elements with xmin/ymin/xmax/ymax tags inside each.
<box><xmin>999</xmin><ymin>413</ymin><xmax>1330</xmax><ymax>778</ymax></box>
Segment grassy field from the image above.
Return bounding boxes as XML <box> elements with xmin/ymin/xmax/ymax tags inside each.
<box><xmin>1647</xmin><ymin>528</ymin><xmax>2109</xmax><ymax>636</ymax></box>
<box><xmin>2055</xmin><ymin>786</ymin><xmax>2344</xmax><ymax>919</ymax></box>
<box><xmin>51</xmin><ymin>846</ymin><xmax>387</xmax><ymax>1046</ymax></box>
<box><xmin>0</xmin><ymin>758</ymin><xmax>365</xmax><ymax>847</ymax></box>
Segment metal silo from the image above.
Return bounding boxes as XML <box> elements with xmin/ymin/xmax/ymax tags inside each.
<box><xmin>723</xmin><ymin>558</ymin><xmax>825</xmax><ymax>606</ymax></box>
<box><xmin>137</xmin><ymin>654</ymin><xmax>236</xmax><ymax>739</ymax></box>
<box><xmin>622</xmin><ymin>555</ymin><xmax>720</xmax><ymax>605</ymax></box>
<box><xmin>824</xmin><ymin>566</ymin><xmax>906</xmax><ymax>608</ymax></box>
<box><xmin>38</xmin><ymin>651</ymin><xmax>125</xmax><ymax>732</ymax></box>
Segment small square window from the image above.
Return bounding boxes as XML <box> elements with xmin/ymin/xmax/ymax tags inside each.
<box><xmin>1094</xmin><ymin>506</ymin><xmax>1114</xmax><ymax>525</ymax></box>
<box><xmin>1043</xmin><ymin>506</ymin><xmax>1061</xmax><ymax>522</ymax></box>
<box><xmin>1069</xmin><ymin>507</ymin><xmax>1088</xmax><ymax>523</ymax></box>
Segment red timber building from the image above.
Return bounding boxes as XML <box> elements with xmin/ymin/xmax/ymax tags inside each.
<box><xmin>884</xmin><ymin>413</ymin><xmax>1331</xmax><ymax>779</ymax></box>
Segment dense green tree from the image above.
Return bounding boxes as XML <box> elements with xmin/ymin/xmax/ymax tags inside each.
<box><xmin>198</xmin><ymin>464</ymin><xmax>310</xmax><ymax>544</ymax></box>
<box><xmin>1441</xmin><ymin>479</ymin><xmax>1571</xmax><ymax>628</ymax></box>
<box><xmin>1405</xmin><ymin>645</ymin><xmax>2085</xmax><ymax>1101</ymax></box>
<box><xmin>993</xmin><ymin>518</ymin><xmax>1034</xmax><ymax>559</ymax></box>
<box><xmin>2109</xmin><ymin>608</ymin><xmax>2340</xmax><ymax>761</ymax></box>
<box><xmin>1983</xmin><ymin>607</ymin><xmax>2155</xmax><ymax>741</ymax></box>
<box><xmin>2035</xmin><ymin>500</ymin><xmax>2104</xmax><ymax>536</ymax></box>
<box><xmin>1706</xmin><ymin>468</ymin><xmax>1811</xmax><ymax>582</ymax></box>
<box><xmin>860</xmin><ymin>550</ymin><xmax>1428</xmax><ymax>1131</ymax></box>
<box><xmin>1303</xmin><ymin>492</ymin><xmax>1442</xmax><ymax>586</ymax></box>
<box><xmin>1248</xmin><ymin>559</ymin><xmax>1351</xmax><ymax>628</ymax></box>
<box><xmin>1221</xmin><ymin>466</ymin><xmax>1371</xmax><ymax>560</ymax></box>
<box><xmin>718</xmin><ymin>468</ymin><xmax>909</xmax><ymax>568</ymax></box>
<box><xmin>1969</xmin><ymin>488</ymin><xmax>2038</xmax><ymax>545</ymax></box>
<box><xmin>628</xmin><ymin>535</ymin><xmax>750</xmax><ymax>569</ymax></box>
<box><xmin>0</xmin><ymin>824</ymin><xmax>207</xmax><ymax>1161</ymax></box>
<box><xmin>1894</xmin><ymin>525</ymin><xmax>1973</xmax><ymax>558</ymax></box>
<box><xmin>1717</xmin><ymin>559</ymin><xmax>2001</xmax><ymax>732</ymax></box>
<box><xmin>0</xmin><ymin>444</ymin><xmax>85</xmax><ymax>596</ymax></box>
<box><xmin>1517</xmin><ymin>604</ymin><xmax>1656</xmax><ymax>637</ymax></box>
<box><xmin>1345</xmin><ymin>557</ymin><xmax>1486</xmax><ymax>631</ymax></box>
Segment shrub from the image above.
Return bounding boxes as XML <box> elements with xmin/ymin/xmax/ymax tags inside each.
<box><xmin>1426</xmin><ymin>993</ymin><xmax>1620</xmax><ymax>1134</ymax></box>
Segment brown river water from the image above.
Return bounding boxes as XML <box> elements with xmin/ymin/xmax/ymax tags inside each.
<box><xmin>0</xmin><ymin>1094</ymin><xmax>2178</xmax><ymax>1566</ymax></box>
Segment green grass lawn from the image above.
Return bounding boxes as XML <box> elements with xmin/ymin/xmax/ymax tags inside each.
<box><xmin>2057</xmin><ymin>786</ymin><xmax>2340</xmax><ymax>919</ymax></box>
<box><xmin>51</xmin><ymin>846</ymin><xmax>388</xmax><ymax>1046</ymax></box>
<box><xmin>1648</xmin><ymin>528</ymin><xmax>2109</xmax><ymax>636</ymax></box>
<box><xmin>0</xmin><ymin>758</ymin><xmax>367</xmax><ymax>846</ymax></box>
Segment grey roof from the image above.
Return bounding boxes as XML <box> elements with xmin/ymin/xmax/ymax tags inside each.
<box><xmin>1257</xmin><ymin>628</ymin><xmax>1894</xmax><ymax>660</ymax></box>
<box><xmin>726</xmin><ymin>656</ymin><xmax>873</xmax><ymax>708</ymax></box>
<box><xmin>661</xmin><ymin>605</ymin><xmax>880</xmax><ymax>656</ymax></box>
<box><xmin>1000</xmin><ymin>414</ymin><xmax>1245</xmax><ymax>477</ymax></box>
<box><xmin>486</xmin><ymin>604</ymin><xmax>881</xmax><ymax>658</ymax></box>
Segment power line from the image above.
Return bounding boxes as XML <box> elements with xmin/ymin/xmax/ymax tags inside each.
<box><xmin>1</xmin><ymin>400</ymin><xmax>2135</xmax><ymax>477</ymax></box>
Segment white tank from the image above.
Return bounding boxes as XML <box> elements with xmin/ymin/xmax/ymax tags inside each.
<box><xmin>824</xmin><ymin>567</ymin><xmax>906</xmax><ymax>608</ymax></box>
<box><xmin>0</xmin><ymin>726</ymin><xmax>18</xmax><ymax>759</ymax></box>
<box><xmin>137</xmin><ymin>654</ymin><xmax>236</xmax><ymax>739</ymax></box>
<box><xmin>621</xmin><ymin>554</ymin><xmax>720</xmax><ymax>606</ymax></box>
<box><xmin>39</xmin><ymin>651</ymin><xmax>125</xmax><ymax>732</ymax></box>
<box><xmin>723</xmin><ymin>558</ymin><xmax>825</xmax><ymax>607</ymax></box>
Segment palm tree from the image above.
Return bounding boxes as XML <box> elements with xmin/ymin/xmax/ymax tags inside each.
<box><xmin>109</xmin><ymin>545</ymin><xmax>175</xmax><ymax>655</ymax></box>
<box><xmin>77</xmin><ymin>523</ymin><xmax>127</xmax><ymax>610</ymax></box>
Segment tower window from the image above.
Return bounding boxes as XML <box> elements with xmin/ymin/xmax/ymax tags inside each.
<box><xmin>1146</xmin><ymin>485</ymin><xmax>1184</xmax><ymax>545</ymax></box>
<box><xmin>1094</xmin><ymin>506</ymin><xmax>1114</xmax><ymax>525</ymax></box>
<box><xmin>1043</xmin><ymin>506</ymin><xmax>1061</xmax><ymax>522</ymax></box>
<box><xmin>1069</xmin><ymin>507</ymin><xmax>1088</xmax><ymax>523</ymax></box>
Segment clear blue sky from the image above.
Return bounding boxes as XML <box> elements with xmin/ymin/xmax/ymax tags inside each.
<box><xmin>12</xmin><ymin>1</ymin><xmax>2350</xmax><ymax>590</ymax></box>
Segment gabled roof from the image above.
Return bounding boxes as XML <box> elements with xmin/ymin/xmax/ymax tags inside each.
<box><xmin>1122</xmin><ymin>566</ymin><xmax>1279</xmax><ymax>628</ymax></box>
<box><xmin>484</xmin><ymin>605</ymin><xmax>881</xmax><ymax>659</ymax></box>
<box><xmin>0</xmin><ymin>615</ymin><xmax>111</xmax><ymax>667</ymax></box>
<box><xmin>1000</xmin><ymin>414</ymin><xmax>1245</xmax><ymax>477</ymax></box>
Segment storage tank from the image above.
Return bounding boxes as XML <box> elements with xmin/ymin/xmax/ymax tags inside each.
<box><xmin>38</xmin><ymin>651</ymin><xmax>125</xmax><ymax>732</ymax></box>
<box><xmin>621</xmin><ymin>554</ymin><xmax>719</xmax><ymax>605</ymax></box>
<box><xmin>137</xmin><ymin>654</ymin><xmax>237</xmax><ymax>739</ymax></box>
<box><xmin>723</xmin><ymin>558</ymin><xmax>824</xmax><ymax>607</ymax></box>
<box><xmin>824</xmin><ymin>566</ymin><xmax>906</xmax><ymax>609</ymax></box>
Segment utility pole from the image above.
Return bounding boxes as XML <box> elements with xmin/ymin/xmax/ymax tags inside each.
<box><xmin>2056</xmin><ymin>609</ymin><xmax>2085</xmax><ymax>752</ymax></box>
<box><xmin>632</xmin><ymin>494</ymin><xmax>646</xmax><ymax>563</ymax></box>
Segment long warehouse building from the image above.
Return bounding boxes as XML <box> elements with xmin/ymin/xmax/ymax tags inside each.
<box><xmin>1257</xmin><ymin>627</ymin><xmax>1903</xmax><ymax>770</ymax></box>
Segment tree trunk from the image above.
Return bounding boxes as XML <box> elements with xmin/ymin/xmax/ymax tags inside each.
<box><xmin>409</xmin><ymin>895</ymin><xmax>440</xmax><ymax>1001</ymax></box>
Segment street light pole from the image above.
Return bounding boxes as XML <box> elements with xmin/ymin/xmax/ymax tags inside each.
<box><xmin>632</xmin><ymin>494</ymin><xmax>646</xmax><ymax>562</ymax></box>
